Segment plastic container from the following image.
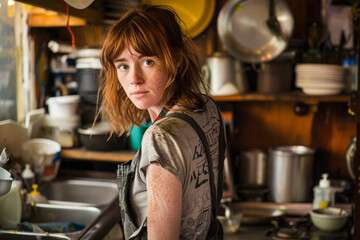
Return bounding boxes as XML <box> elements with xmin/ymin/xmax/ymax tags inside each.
<box><xmin>0</xmin><ymin>181</ymin><xmax>21</xmax><ymax>229</ymax></box>
<box><xmin>22</xmin><ymin>138</ymin><xmax>61</xmax><ymax>182</ymax></box>
<box><xmin>46</xmin><ymin>95</ymin><xmax>81</xmax><ymax>118</ymax></box>
<box><xmin>342</xmin><ymin>53</ymin><xmax>357</xmax><ymax>92</ymax></box>
<box><xmin>313</xmin><ymin>173</ymin><xmax>335</xmax><ymax>209</ymax></box>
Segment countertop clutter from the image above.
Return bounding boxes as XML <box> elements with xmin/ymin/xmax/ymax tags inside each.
<box><xmin>0</xmin><ymin>0</ymin><xmax>358</xmax><ymax>239</ymax></box>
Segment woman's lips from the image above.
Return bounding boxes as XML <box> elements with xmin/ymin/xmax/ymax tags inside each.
<box><xmin>131</xmin><ymin>90</ymin><xmax>148</xmax><ymax>98</ymax></box>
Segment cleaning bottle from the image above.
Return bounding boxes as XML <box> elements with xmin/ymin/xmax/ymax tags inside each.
<box><xmin>312</xmin><ymin>173</ymin><xmax>333</xmax><ymax>209</ymax></box>
<box><xmin>28</xmin><ymin>184</ymin><xmax>48</xmax><ymax>204</ymax></box>
<box><xmin>22</xmin><ymin>164</ymin><xmax>35</xmax><ymax>191</ymax></box>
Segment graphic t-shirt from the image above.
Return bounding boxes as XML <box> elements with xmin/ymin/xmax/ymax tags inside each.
<box><xmin>130</xmin><ymin>96</ymin><xmax>224</xmax><ymax>239</ymax></box>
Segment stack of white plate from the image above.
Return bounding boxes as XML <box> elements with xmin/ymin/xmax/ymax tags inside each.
<box><xmin>295</xmin><ymin>64</ymin><xmax>347</xmax><ymax>95</ymax></box>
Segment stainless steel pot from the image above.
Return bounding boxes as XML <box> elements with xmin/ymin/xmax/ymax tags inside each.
<box><xmin>235</xmin><ymin>149</ymin><xmax>268</xmax><ymax>188</ymax></box>
<box><xmin>268</xmin><ymin>146</ymin><xmax>314</xmax><ymax>203</ymax></box>
<box><xmin>204</xmin><ymin>51</ymin><xmax>248</xmax><ymax>96</ymax></box>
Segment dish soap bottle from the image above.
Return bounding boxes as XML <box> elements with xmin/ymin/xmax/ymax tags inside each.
<box><xmin>22</xmin><ymin>164</ymin><xmax>35</xmax><ymax>191</ymax></box>
<box><xmin>28</xmin><ymin>184</ymin><xmax>48</xmax><ymax>204</ymax></box>
<box><xmin>312</xmin><ymin>173</ymin><xmax>333</xmax><ymax>209</ymax></box>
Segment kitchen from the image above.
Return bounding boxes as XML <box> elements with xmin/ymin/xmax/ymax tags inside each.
<box><xmin>0</xmin><ymin>0</ymin><xmax>359</xmax><ymax>239</ymax></box>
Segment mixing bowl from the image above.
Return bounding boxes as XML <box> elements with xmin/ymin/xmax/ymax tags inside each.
<box><xmin>310</xmin><ymin>207</ymin><xmax>349</xmax><ymax>232</ymax></box>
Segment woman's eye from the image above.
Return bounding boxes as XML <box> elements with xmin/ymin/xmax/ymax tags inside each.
<box><xmin>143</xmin><ymin>59</ymin><xmax>154</xmax><ymax>66</ymax></box>
<box><xmin>118</xmin><ymin>64</ymin><xmax>129</xmax><ymax>71</ymax></box>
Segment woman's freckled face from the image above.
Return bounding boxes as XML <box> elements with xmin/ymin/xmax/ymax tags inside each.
<box><xmin>113</xmin><ymin>46</ymin><xmax>169</xmax><ymax>118</ymax></box>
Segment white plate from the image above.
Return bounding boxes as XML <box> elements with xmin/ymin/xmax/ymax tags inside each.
<box><xmin>296</xmin><ymin>64</ymin><xmax>346</xmax><ymax>72</ymax></box>
<box><xmin>296</xmin><ymin>82</ymin><xmax>345</xmax><ymax>89</ymax></box>
<box><xmin>295</xmin><ymin>80</ymin><xmax>345</xmax><ymax>87</ymax></box>
<box><xmin>302</xmin><ymin>87</ymin><xmax>343</xmax><ymax>96</ymax></box>
<box><xmin>296</xmin><ymin>76</ymin><xmax>345</xmax><ymax>84</ymax></box>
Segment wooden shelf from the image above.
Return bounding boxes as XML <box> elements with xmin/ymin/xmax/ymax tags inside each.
<box><xmin>60</xmin><ymin>147</ymin><xmax>136</xmax><ymax>162</ymax></box>
<box><xmin>211</xmin><ymin>91</ymin><xmax>350</xmax><ymax>103</ymax></box>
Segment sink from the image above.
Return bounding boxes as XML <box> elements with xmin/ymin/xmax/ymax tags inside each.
<box><xmin>40</xmin><ymin>179</ymin><xmax>119</xmax><ymax>207</ymax></box>
<box><xmin>27</xmin><ymin>203</ymin><xmax>101</xmax><ymax>225</ymax></box>
<box><xmin>0</xmin><ymin>231</ymin><xmax>71</xmax><ymax>240</ymax></box>
<box><xmin>0</xmin><ymin>178</ymin><xmax>121</xmax><ymax>240</ymax></box>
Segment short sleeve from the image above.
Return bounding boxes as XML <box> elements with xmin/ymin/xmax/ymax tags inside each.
<box><xmin>138</xmin><ymin>119</ymin><xmax>190</xmax><ymax>186</ymax></box>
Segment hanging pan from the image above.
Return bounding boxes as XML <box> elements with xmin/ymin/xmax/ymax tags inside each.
<box><xmin>218</xmin><ymin>0</ymin><xmax>294</xmax><ymax>63</ymax></box>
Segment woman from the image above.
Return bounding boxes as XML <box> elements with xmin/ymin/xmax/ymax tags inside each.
<box><xmin>98</xmin><ymin>4</ymin><xmax>226</xmax><ymax>239</ymax></box>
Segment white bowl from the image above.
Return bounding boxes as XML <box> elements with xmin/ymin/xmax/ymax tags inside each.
<box><xmin>310</xmin><ymin>207</ymin><xmax>349</xmax><ymax>232</ymax></box>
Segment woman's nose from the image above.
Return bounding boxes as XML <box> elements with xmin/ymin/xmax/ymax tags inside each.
<box><xmin>130</xmin><ymin>65</ymin><xmax>144</xmax><ymax>85</ymax></box>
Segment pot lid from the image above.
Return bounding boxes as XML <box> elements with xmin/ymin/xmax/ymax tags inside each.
<box><xmin>217</xmin><ymin>0</ymin><xmax>294</xmax><ymax>63</ymax></box>
<box><xmin>142</xmin><ymin>0</ymin><xmax>215</xmax><ymax>38</ymax></box>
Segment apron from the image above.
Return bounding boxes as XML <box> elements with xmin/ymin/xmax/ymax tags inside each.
<box><xmin>117</xmin><ymin>105</ymin><xmax>225</xmax><ymax>239</ymax></box>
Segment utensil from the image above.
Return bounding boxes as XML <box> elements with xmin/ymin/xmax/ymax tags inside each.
<box><xmin>217</xmin><ymin>0</ymin><xmax>294</xmax><ymax>63</ymax></box>
<box><xmin>266</xmin><ymin>0</ymin><xmax>283</xmax><ymax>38</ymax></box>
<box><xmin>0</xmin><ymin>148</ymin><xmax>9</xmax><ymax>167</ymax></box>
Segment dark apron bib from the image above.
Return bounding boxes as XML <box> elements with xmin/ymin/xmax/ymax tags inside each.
<box><xmin>117</xmin><ymin>106</ymin><xmax>225</xmax><ymax>239</ymax></box>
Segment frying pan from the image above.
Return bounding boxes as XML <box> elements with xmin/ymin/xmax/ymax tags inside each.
<box><xmin>217</xmin><ymin>0</ymin><xmax>294</xmax><ymax>63</ymax></box>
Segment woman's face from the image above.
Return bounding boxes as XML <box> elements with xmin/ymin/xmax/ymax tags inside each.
<box><xmin>114</xmin><ymin>46</ymin><xmax>169</xmax><ymax>119</ymax></box>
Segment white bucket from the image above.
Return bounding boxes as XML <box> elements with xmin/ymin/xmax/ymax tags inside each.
<box><xmin>46</xmin><ymin>95</ymin><xmax>80</xmax><ymax>118</ymax></box>
<box><xmin>22</xmin><ymin>138</ymin><xmax>61</xmax><ymax>181</ymax></box>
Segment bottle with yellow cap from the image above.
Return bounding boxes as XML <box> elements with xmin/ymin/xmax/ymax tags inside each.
<box><xmin>28</xmin><ymin>184</ymin><xmax>48</xmax><ymax>204</ymax></box>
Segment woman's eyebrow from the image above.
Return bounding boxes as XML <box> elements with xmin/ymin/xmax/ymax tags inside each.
<box><xmin>114</xmin><ymin>58</ymin><xmax>126</xmax><ymax>63</ymax></box>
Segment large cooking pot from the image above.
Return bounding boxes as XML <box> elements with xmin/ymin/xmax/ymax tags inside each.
<box><xmin>268</xmin><ymin>146</ymin><xmax>314</xmax><ymax>203</ymax></box>
<box><xmin>235</xmin><ymin>149</ymin><xmax>267</xmax><ymax>188</ymax></box>
<box><xmin>204</xmin><ymin>51</ymin><xmax>248</xmax><ymax>96</ymax></box>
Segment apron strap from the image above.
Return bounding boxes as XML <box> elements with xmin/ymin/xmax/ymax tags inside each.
<box><xmin>168</xmin><ymin>108</ymin><xmax>225</xmax><ymax>239</ymax></box>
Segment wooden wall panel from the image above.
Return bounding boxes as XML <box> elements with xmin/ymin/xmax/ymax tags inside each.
<box><xmin>232</xmin><ymin>101</ymin><xmax>314</xmax><ymax>150</ymax></box>
<box><xmin>311</xmin><ymin>103</ymin><xmax>356</xmax><ymax>180</ymax></box>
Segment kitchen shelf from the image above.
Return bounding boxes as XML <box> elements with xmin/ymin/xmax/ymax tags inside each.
<box><xmin>60</xmin><ymin>147</ymin><xmax>135</xmax><ymax>162</ymax></box>
<box><xmin>211</xmin><ymin>91</ymin><xmax>350</xmax><ymax>103</ymax></box>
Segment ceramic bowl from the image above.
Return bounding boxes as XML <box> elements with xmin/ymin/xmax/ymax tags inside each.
<box><xmin>0</xmin><ymin>167</ymin><xmax>12</xmax><ymax>196</ymax></box>
<box><xmin>310</xmin><ymin>207</ymin><xmax>349</xmax><ymax>232</ymax></box>
<box><xmin>217</xmin><ymin>212</ymin><xmax>243</xmax><ymax>234</ymax></box>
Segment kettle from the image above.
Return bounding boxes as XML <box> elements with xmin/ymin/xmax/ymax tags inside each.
<box><xmin>204</xmin><ymin>51</ymin><xmax>248</xmax><ymax>96</ymax></box>
<box><xmin>345</xmin><ymin>136</ymin><xmax>356</xmax><ymax>180</ymax></box>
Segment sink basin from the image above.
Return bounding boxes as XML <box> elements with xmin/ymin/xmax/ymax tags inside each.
<box><xmin>0</xmin><ymin>231</ymin><xmax>71</xmax><ymax>240</ymax></box>
<box><xmin>40</xmin><ymin>179</ymin><xmax>119</xmax><ymax>207</ymax></box>
<box><xmin>0</xmin><ymin>178</ymin><xmax>121</xmax><ymax>240</ymax></box>
<box><xmin>27</xmin><ymin>203</ymin><xmax>101</xmax><ymax>225</ymax></box>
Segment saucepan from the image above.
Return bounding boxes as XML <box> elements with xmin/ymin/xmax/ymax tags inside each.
<box><xmin>217</xmin><ymin>0</ymin><xmax>294</xmax><ymax>63</ymax></box>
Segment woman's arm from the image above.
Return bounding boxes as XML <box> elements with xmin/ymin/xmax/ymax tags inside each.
<box><xmin>146</xmin><ymin>162</ymin><xmax>182</xmax><ymax>239</ymax></box>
